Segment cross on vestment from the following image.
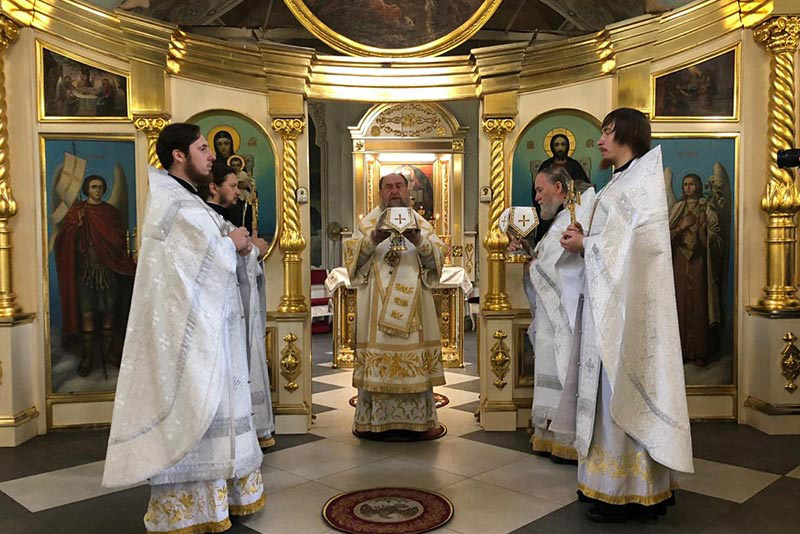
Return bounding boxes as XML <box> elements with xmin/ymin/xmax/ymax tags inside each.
<box><xmin>565</xmin><ymin>180</ymin><xmax>581</xmax><ymax>226</ymax></box>
<box><xmin>519</xmin><ymin>214</ymin><xmax>531</xmax><ymax>228</ymax></box>
<box><xmin>394</xmin><ymin>213</ymin><xmax>407</xmax><ymax>225</ymax></box>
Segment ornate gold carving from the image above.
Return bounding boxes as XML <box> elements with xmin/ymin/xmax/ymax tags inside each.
<box><xmin>753</xmin><ymin>17</ymin><xmax>800</xmax><ymax>311</ymax></box>
<box><xmin>375</xmin><ymin>103</ymin><xmax>448</xmax><ymax>138</ymax></box>
<box><xmin>0</xmin><ymin>15</ymin><xmax>21</xmax><ymax>320</ymax></box>
<box><xmin>354</xmin><ymin>140</ymin><xmax>364</xmax><ymax>151</ymax></box>
<box><xmin>133</xmin><ymin>115</ymin><xmax>170</xmax><ymax>169</ymax></box>
<box><xmin>482</xmin><ymin>118</ymin><xmax>515</xmax><ymax>311</ymax></box>
<box><xmin>272</xmin><ymin>118</ymin><xmax>308</xmax><ymax>314</ymax></box>
<box><xmin>280</xmin><ymin>332</ymin><xmax>302</xmax><ymax>393</ymax></box>
<box><xmin>465</xmin><ymin>242</ymin><xmax>475</xmax><ymax>278</ymax></box>
<box><xmin>452</xmin><ymin>139</ymin><xmax>464</xmax><ymax>152</ymax></box>
<box><xmin>452</xmin><ymin>245</ymin><xmax>463</xmax><ymax>257</ymax></box>
<box><xmin>781</xmin><ymin>332</ymin><xmax>800</xmax><ymax>393</ymax></box>
<box><xmin>490</xmin><ymin>330</ymin><xmax>510</xmax><ymax>390</ymax></box>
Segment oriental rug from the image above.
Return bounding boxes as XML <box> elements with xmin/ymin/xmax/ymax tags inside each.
<box><xmin>323</xmin><ymin>487</ymin><xmax>454</xmax><ymax>534</ymax></box>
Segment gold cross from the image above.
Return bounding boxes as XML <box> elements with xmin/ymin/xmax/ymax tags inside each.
<box><xmin>520</xmin><ymin>214</ymin><xmax>531</xmax><ymax>227</ymax></box>
<box><xmin>565</xmin><ymin>180</ymin><xmax>581</xmax><ymax>226</ymax></box>
<box><xmin>394</xmin><ymin>212</ymin><xmax>407</xmax><ymax>225</ymax></box>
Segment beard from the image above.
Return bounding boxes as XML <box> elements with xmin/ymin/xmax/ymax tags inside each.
<box><xmin>554</xmin><ymin>149</ymin><xmax>567</xmax><ymax>160</ymax></box>
<box><xmin>540</xmin><ymin>200</ymin><xmax>561</xmax><ymax>220</ymax></box>
<box><xmin>185</xmin><ymin>153</ymin><xmax>211</xmax><ymax>186</ymax></box>
<box><xmin>599</xmin><ymin>157</ymin><xmax>613</xmax><ymax>170</ymax></box>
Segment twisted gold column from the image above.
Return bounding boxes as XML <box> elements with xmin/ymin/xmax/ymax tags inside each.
<box><xmin>133</xmin><ymin>115</ymin><xmax>169</xmax><ymax>168</ymax></box>
<box><xmin>753</xmin><ymin>17</ymin><xmax>800</xmax><ymax>312</ymax></box>
<box><xmin>482</xmin><ymin>118</ymin><xmax>515</xmax><ymax>311</ymax></box>
<box><xmin>272</xmin><ymin>118</ymin><xmax>307</xmax><ymax>314</ymax></box>
<box><xmin>0</xmin><ymin>16</ymin><xmax>21</xmax><ymax>320</ymax></box>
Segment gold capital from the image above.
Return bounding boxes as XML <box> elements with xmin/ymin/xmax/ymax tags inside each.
<box><xmin>482</xmin><ymin>118</ymin><xmax>515</xmax><ymax>311</ymax></box>
<box><xmin>752</xmin><ymin>17</ymin><xmax>800</xmax><ymax>312</ymax></box>
<box><xmin>273</xmin><ymin>118</ymin><xmax>307</xmax><ymax>314</ymax></box>
<box><xmin>133</xmin><ymin>115</ymin><xmax>170</xmax><ymax>169</ymax></box>
<box><xmin>0</xmin><ymin>15</ymin><xmax>22</xmax><ymax>320</ymax></box>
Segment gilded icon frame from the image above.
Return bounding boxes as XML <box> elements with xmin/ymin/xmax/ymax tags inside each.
<box><xmin>36</xmin><ymin>40</ymin><xmax>132</xmax><ymax>123</ymax></box>
<box><xmin>186</xmin><ymin>108</ymin><xmax>282</xmax><ymax>262</ymax></box>
<box><xmin>652</xmin><ymin>132</ymin><xmax>739</xmax><ymax>418</ymax></box>
<box><xmin>651</xmin><ymin>43</ymin><xmax>740</xmax><ymax>122</ymax></box>
<box><xmin>283</xmin><ymin>0</ymin><xmax>502</xmax><ymax>58</ymax></box>
<box><xmin>39</xmin><ymin>133</ymin><xmax>137</xmax><ymax>429</ymax></box>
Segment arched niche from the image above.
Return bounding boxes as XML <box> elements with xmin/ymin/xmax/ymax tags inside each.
<box><xmin>187</xmin><ymin>109</ymin><xmax>281</xmax><ymax>260</ymax></box>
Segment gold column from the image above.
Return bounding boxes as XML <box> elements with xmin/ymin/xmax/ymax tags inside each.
<box><xmin>482</xmin><ymin>118</ymin><xmax>515</xmax><ymax>311</ymax></box>
<box><xmin>0</xmin><ymin>16</ymin><xmax>21</xmax><ymax>320</ymax></box>
<box><xmin>753</xmin><ymin>17</ymin><xmax>800</xmax><ymax>312</ymax></box>
<box><xmin>272</xmin><ymin>118</ymin><xmax>307</xmax><ymax>314</ymax></box>
<box><xmin>133</xmin><ymin>115</ymin><xmax>170</xmax><ymax>168</ymax></box>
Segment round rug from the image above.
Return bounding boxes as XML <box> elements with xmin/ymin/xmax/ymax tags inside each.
<box><xmin>349</xmin><ymin>393</ymin><xmax>449</xmax><ymax>409</ymax></box>
<box><xmin>352</xmin><ymin>423</ymin><xmax>447</xmax><ymax>442</ymax></box>
<box><xmin>323</xmin><ymin>487</ymin><xmax>454</xmax><ymax>534</ymax></box>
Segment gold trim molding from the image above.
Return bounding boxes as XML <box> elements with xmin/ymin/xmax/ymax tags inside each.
<box><xmin>0</xmin><ymin>406</ymin><xmax>38</xmax><ymax>427</ymax></box>
<box><xmin>279</xmin><ymin>332</ymin><xmax>302</xmax><ymax>393</ymax></box>
<box><xmin>133</xmin><ymin>115</ymin><xmax>170</xmax><ymax>169</ymax></box>
<box><xmin>751</xmin><ymin>16</ymin><xmax>800</xmax><ymax>313</ymax></box>
<box><xmin>745</xmin><ymin>395</ymin><xmax>800</xmax><ymax>415</ymax></box>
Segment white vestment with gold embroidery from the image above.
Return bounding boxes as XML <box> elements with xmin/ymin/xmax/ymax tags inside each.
<box><xmin>569</xmin><ymin>148</ymin><xmax>693</xmax><ymax>505</ymax></box>
<box><xmin>343</xmin><ymin>206</ymin><xmax>445</xmax><ymax>431</ymax></box>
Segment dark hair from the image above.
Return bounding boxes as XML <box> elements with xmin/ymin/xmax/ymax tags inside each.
<box><xmin>680</xmin><ymin>173</ymin><xmax>703</xmax><ymax>200</ymax></box>
<box><xmin>550</xmin><ymin>133</ymin><xmax>570</xmax><ymax>153</ymax></box>
<box><xmin>81</xmin><ymin>174</ymin><xmax>107</xmax><ymax>196</ymax></box>
<box><xmin>213</xmin><ymin>130</ymin><xmax>235</xmax><ymax>157</ymax></box>
<box><xmin>156</xmin><ymin>123</ymin><xmax>201</xmax><ymax>170</ymax></box>
<box><xmin>601</xmin><ymin>108</ymin><xmax>651</xmax><ymax>159</ymax></box>
<box><xmin>378</xmin><ymin>173</ymin><xmax>408</xmax><ymax>189</ymax></box>
<box><xmin>200</xmin><ymin>161</ymin><xmax>237</xmax><ymax>200</ymax></box>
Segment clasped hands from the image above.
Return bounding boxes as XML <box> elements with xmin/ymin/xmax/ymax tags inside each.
<box><xmin>371</xmin><ymin>228</ymin><xmax>423</xmax><ymax>247</ymax></box>
<box><xmin>229</xmin><ymin>227</ymin><xmax>269</xmax><ymax>258</ymax></box>
<box><xmin>560</xmin><ymin>222</ymin><xmax>584</xmax><ymax>255</ymax></box>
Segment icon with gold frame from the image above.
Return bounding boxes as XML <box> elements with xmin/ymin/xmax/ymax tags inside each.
<box><xmin>36</xmin><ymin>40</ymin><xmax>131</xmax><ymax>122</ymax></box>
<box><xmin>283</xmin><ymin>0</ymin><xmax>502</xmax><ymax>57</ymax></box>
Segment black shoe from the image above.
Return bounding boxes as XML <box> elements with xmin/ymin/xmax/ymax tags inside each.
<box><xmin>586</xmin><ymin>504</ymin><xmax>628</xmax><ymax>523</ymax></box>
<box><xmin>550</xmin><ymin>455</ymin><xmax>578</xmax><ymax>465</ymax></box>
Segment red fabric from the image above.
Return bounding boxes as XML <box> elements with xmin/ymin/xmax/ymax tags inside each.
<box><xmin>54</xmin><ymin>201</ymin><xmax>136</xmax><ymax>338</ymax></box>
<box><xmin>310</xmin><ymin>269</ymin><xmax>328</xmax><ymax>285</ymax></box>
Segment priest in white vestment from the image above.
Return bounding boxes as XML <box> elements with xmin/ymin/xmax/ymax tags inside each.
<box><xmin>560</xmin><ymin>109</ymin><xmax>693</xmax><ymax>522</ymax></box>
<box><xmin>343</xmin><ymin>172</ymin><xmax>446</xmax><ymax>433</ymax></box>
<box><xmin>204</xmin><ymin>160</ymin><xmax>275</xmax><ymax>448</ymax></box>
<box><xmin>520</xmin><ymin>165</ymin><xmax>595</xmax><ymax>463</ymax></box>
<box><xmin>102</xmin><ymin>124</ymin><xmax>266</xmax><ymax>534</ymax></box>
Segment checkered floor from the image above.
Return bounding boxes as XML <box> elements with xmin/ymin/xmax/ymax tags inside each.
<box><xmin>2</xmin><ymin>332</ymin><xmax>800</xmax><ymax>534</ymax></box>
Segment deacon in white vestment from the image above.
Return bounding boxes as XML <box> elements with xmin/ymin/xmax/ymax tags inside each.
<box><xmin>520</xmin><ymin>166</ymin><xmax>595</xmax><ymax>462</ymax></box>
<box><xmin>560</xmin><ymin>109</ymin><xmax>693</xmax><ymax>522</ymax></box>
<box><xmin>102</xmin><ymin>124</ymin><xmax>266</xmax><ymax>534</ymax></box>
<box><xmin>343</xmin><ymin>173</ymin><xmax>446</xmax><ymax>433</ymax></box>
<box><xmin>204</xmin><ymin>160</ymin><xmax>275</xmax><ymax>448</ymax></box>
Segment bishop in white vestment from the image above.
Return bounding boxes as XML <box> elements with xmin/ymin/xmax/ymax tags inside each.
<box><xmin>561</xmin><ymin>109</ymin><xmax>693</xmax><ymax>522</ymax></box>
<box><xmin>103</xmin><ymin>125</ymin><xmax>265</xmax><ymax>534</ymax></box>
<box><xmin>522</xmin><ymin>166</ymin><xmax>595</xmax><ymax>462</ymax></box>
<box><xmin>343</xmin><ymin>173</ymin><xmax>446</xmax><ymax>433</ymax></box>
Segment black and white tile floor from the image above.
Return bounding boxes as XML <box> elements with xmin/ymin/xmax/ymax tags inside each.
<box><xmin>2</xmin><ymin>332</ymin><xmax>799</xmax><ymax>534</ymax></box>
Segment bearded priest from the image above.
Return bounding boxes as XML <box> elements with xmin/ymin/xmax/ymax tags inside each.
<box><xmin>343</xmin><ymin>172</ymin><xmax>447</xmax><ymax>435</ymax></box>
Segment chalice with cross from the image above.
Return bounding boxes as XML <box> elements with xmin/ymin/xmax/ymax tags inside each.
<box><xmin>378</xmin><ymin>207</ymin><xmax>418</xmax><ymax>267</ymax></box>
<box><xmin>499</xmin><ymin>206</ymin><xmax>539</xmax><ymax>263</ymax></box>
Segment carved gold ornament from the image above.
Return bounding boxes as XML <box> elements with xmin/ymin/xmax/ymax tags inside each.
<box><xmin>280</xmin><ymin>332</ymin><xmax>302</xmax><ymax>393</ymax></box>
<box><xmin>374</xmin><ymin>104</ymin><xmax>448</xmax><ymax>138</ymax></box>
<box><xmin>273</xmin><ymin>118</ymin><xmax>307</xmax><ymax>314</ymax></box>
<box><xmin>0</xmin><ymin>15</ymin><xmax>22</xmax><ymax>320</ymax></box>
<box><xmin>781</xmin><ymin>332</ymin><xmax>800</xmax><ymax>393</ymax></box>
<box><xmin>452</xmin><ymin>139</ymin><xmax>464</xmax><ymax>152</ymax></box>
<box><xmin>482</xmin><ymin>118</ymin><xmax>515</xmax><ymax>311</ymax></box>
<box><xmin>134</xmin><ymin>115</ymin><xmax>170</xmax><ymax>168</ymax></box>
<box><xmin>752</xmin><ymin>16</ymin><xmax>800</xmax><ymax>312</ymax></box>
<box><xmin>490</xmin><ymin>330</ymin><xmax>511</xmax><ymax>390</ymax></box>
